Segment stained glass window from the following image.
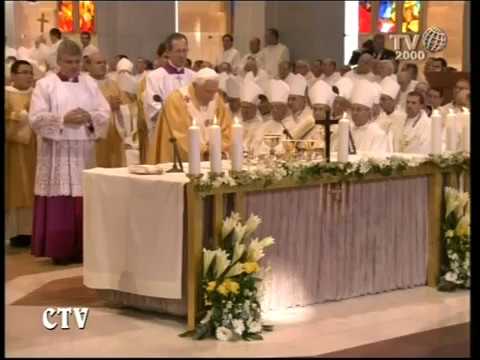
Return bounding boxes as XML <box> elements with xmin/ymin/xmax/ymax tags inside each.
<box><xmin>79</xmin><ymin>1</ymin><xmax>96</xmax><ymax>33</ymax></box>
<box><xmin>359</xmin><ymin>1</ymin><xmax>372</xmax><ymax>34</ymax></box>
<box><xmin>58</xmin><ymin>1</ymin><xmax>74</xmax><ymax>33</ymax></box>
<box><xmin>402</xmin><ymin>1</ymin><xmax>421</xmax><ymax>33</ymax></box>
<box><xmin>377</xmin><ymin>0</ymin><xmax>396</xmax><ymax>33</ymax></box>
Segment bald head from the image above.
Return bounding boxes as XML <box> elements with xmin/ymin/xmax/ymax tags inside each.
<box><xmin>378</xmin><ymin>60</ymin><xmax>394</xmax><ymax>78</ymax></box>
<box><xmin>249</xmin><ymin>37</ymin><xmax>261</xmax><ymax>54</ymax></box>
<box><xmin>356</xmin><ymin>53</ymin><xmax>374</xmax><ymax>74</ymax></box>
<box><xmin>88</xmin><ymin>51</ymin><xmax>107</xmax><ymax>79</ymax></box>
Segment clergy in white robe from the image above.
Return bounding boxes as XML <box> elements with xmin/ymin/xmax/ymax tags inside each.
<box><xmin>216</xmin><ymin>34</ymin><xmax>242</xmax><ymax>73</ymax></box>
<box><xmin>376</xmin><ymin>76</ymin><xmax>404</xmax><ymax>152</ymax></box>
<box><xmin>258</xmin><ymin>79</ymin><xmax>293</xmax><ymax>155</ymax></box>
<box><xmin>348</xmin><ymin>80</ymin><xmax>391</xmax><ymax>153</ymax></box>
<box><xmin>144</xmin><ymin>34</ymin><xmax>195</xmax><ymax>139</ymax></box>
<box><xmin>262</xmin><ymin>28</ymin><xmax>290</xmax><ymax>78</ymax></box>
<box><xmin>5</xmin><ymin>60</ymin><xmax>36</xmax><ymax>247</ymax></box>
<box><xmin>285</xmin><ymin>74</ymin><xmax>315</xmax><ymax>140</ymax></box>
<box><xmin>278</xmin><ymin>60</ymin><xmax>295</xmax><ymax>84</ymax></box>
<box><xmin>439</xmin><ymin>78</ymin><xmax>470</xmax><ymax>121</ymax></box>
<box><xmin>29</xmin><ymin>40</ymin><xmax>110</xmax><ymax>264</ymax></box>
<box><xmin>45</xmin><ymin>29</ymin><xmax>64</xmax><ymax>72</ymax></box>
<box><xmin>396</xmin><ymin>70</ymin><xmax>419</xmax><ymax>112</ymax></box>
<box><xmin>320</xmin><ymin>58</ymin><xmax>341</xmax><ymax>86</ymax></box>
<box><xmin>242</xmin><ymin>56</ymin><xmax>270</xmax><ymax>85</ymax></box>
<box><xmin>332</xmin><ymin>77</ymin><xmax>354</xmax><ymax>120</ymax></box>
<box><xmin>239</xmin><ymin>80</ymin><xmax>264</xmax><ymax>156</ymax></box>
<box><xmin>395</xmin><ymin>91</ymin><xmax>431</xmax><ymax>154</ymax></box>
<box><xmin>226</xmin><ymin>75</ymin><xmax>243</xmax><ymax>119</ymax></box>
<box><xmin>306</xmin><ymin>79</ymin><xmax>337</xmax><ymax>149</ymax></box>
<box><xmin>239</xmin><ymin>37</ymin><xmax>266</xmax><ymax>73</ymax></box>
<box><xmin>344</xmin><ymin>53</ymin><xmax>377</xmax><ymax>83</ymax></box>
<box><xmin>80</xmin><ymin>31</ymin><xmax>99</xmax><ymax>57</ymax></box>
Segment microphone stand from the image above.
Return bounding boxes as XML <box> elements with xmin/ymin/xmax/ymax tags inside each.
<box><xmin>167</xmin><ymin>137</ymin><xmax>184</xmax><ymax>173</ymax></box>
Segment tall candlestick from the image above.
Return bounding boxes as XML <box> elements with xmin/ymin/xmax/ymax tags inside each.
<box><xmin>208</xmin><ymin>116</ymin><xmax>223</xmax><ymax>174</ymax></box>
<box><xmin>430</xmin><ymin>109</ymin><xmax>442</xmax><ymax>155</ymax></box>
<box><xmin>461</xmin><ymin>108</ymin><xmax>470</xmax><ymax>153</ymax></box>
<box><xmin>231</xmin><ymin>116</ymin><xmax>244</xmax><ymax>171</ymax></box>
<box><xmin>446</xmin><ymin>109</ymin><xmax>457</xmax><ymax>152</ymax></box>
<box><xmin>188</xmin><ymin>118</ymin><xmax>201</xmax><ymax>175</ymax></box>
<box><xmin>337</xmin><ymin>112</ymin><xmax>349</xmax><ymax>162</ymax></box>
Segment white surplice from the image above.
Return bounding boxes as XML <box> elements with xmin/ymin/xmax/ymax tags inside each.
<box><xmin>320</xmin><ymin>72</ymin><xmax>342</xmax><ymax>86</ymax></box>
<box><xmin>375</xmin><ymin>109</ymin><xmax>406</xmax><ymax>152</ymax></box>
<box><xmin>143</xmin><ymin>63</ymin><xmax>195</xmax><ymax>134</ymax></box>
<box><xmin>239</xmin><ymin>51</ymin><xmax>267</xmax><ymax>73</ymax></box>
<box><xmin>396</xmin><ymin>80</ymin><xmax>419</xmax><ymax>112</ymax></box>
<box><xmin>261</xmin><ymin>43</ymin><xmax>290</xmax><ymax>78</ymax></box>
<box><xmin>349</xmin><ymin>121</ymin><xmax>391</xmax><ymax>153</ymax></box>
<box><xmin>216</xmin><ymin>47</ymin><xmax>242</xmax><ymax>71</ymax></box>
<box><xmin>396</xmin><ymin>110</ymin><xmax>431</xmax><ymax>154</ymax></box>
<box><xmin>242</xmin><ymin>113</ymin><xmax>264</xmax><ymax>155</ymax></box>
<box><xmin>29</xmin><ymin>72</ymin><xmax>111</xmax><ymax>197</ymax></box>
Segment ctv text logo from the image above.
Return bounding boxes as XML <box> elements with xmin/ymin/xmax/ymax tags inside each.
<box><xmin>42</xmin><ymin>307</ymin><xmax>89</xmax><ymax>330</ymax></box>
<box><xmin>389</xmin><ymin>26</ymin><xmax>448</xmax><ymax>61</ymax></box>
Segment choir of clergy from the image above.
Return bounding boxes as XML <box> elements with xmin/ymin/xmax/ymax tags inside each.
<box><xmin>4</xmin><ymin>27</ymin><xmax>470</xmax><ymax>264</ymax></box>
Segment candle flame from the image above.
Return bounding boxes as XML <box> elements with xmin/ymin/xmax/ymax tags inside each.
<box><xmin>234</xmin><ymin>116</ymin><xmax>240</xmax><ymax>125</ymax></box>
<box><xmin>448</xmin><ymin>109</ymin><xmax>455</xmax><ymax>115</ymax></box>
<box><xmin>192</xmin><ymin>118</ymin><xmax>197</xmax><ymax>126</ymax></box>
<box><xmin>213</xmin><ymin>116</ymin><xmax>218</xmax><ymax>126</ymax></box>
<box><xmin>432</xmin><ymin>109</ymin><xmax>440</xmax><ymax>116</ymax></box>
<box><xmin>463</xmin><ymin>107</ymin><xmax>470</xmax><ymax>114</ymax></box>
<box><xmin>342</xmin><ymin>112</ymin><xmax>347</xmax><ymax>119</ymax></box>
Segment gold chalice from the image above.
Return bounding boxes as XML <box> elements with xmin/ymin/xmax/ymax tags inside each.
<box><xmin>282</xmin><ymin>139</ymin><xmax>298</xmax><ymax>161</ymax></box>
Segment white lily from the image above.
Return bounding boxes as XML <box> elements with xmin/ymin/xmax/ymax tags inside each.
<box><xmin>455</xmin><ymin>214</ymin><xmax>470</xmax><ymax>238</ymax></box>
<box><xmin>216</xmin><ymin>326</ymin><xmax>233</xmax><ymax>341</ymax></box>
<box><xmin>214</xmin><ymin>249</ymin><xmax>231</xmax><ymax>278</ymax></box>
<box><xmin>232</xmin><ymin>242</ymin><xmax>246</xmax><ymax>263</ymax></box>
<box><xmin>246</xmin><ymin>238</ymin><xmax>265</xmax><ymax>262</ymax></box>
<box><xmin>244</xmin><ymin>214</ymin><xmax>262</xmax><ymax>239</ymax></box>
<box><xmin>222</xmin><ymin>213</ymin><xmax>240</xmax><ymax>239</ymax></box>
<box><xmin>233</xmin><ymin>224</ymin><xmax>247</xmax><ymax>244</ymax></box>
<box><xmin>203</xmin><ymin>249</ymin><xmax>217</xmax><ymax>277</ymax></box>
<box><xmin>232</xmin><ymin>319</ymin><xmax>245</xmax><ymax>336</ymax></box>
<box><xmin>225</xmin><ymin>262</ymin><xmax>244</xmax><ymax>278</ymax></box>
<box><xmin>259</xmin><ymin>236</ymin><xmax>275</xmax><ymax>249</ymax></box>
<box><xmin>445</xmin><ymin>271</ymin><xmax>458</xmax><ymax>283</ymax></box>
<box><xmin>200</xmin><ymin>310</ymin><xmax>212</xmax><ymax>324</ymax></box>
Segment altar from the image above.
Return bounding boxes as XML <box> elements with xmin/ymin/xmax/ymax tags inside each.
<box><xmin>83</xmin><ymin>153</ymin><xmax>469</xmax><ymax>330</ymax></box>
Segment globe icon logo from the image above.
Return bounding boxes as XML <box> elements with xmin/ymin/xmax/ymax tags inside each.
<box><xmin>422</xmin><ymin>26</ymin><xmax>448</xmax><ymax>53</ymax></box>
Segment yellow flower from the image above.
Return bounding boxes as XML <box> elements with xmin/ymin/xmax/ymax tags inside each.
<box><xmin>225</xmin><ymin>279</ymin><xmax>240</xmax><ymax>295</ymax></box>
<box><xmin>206</xmin><ymin>281</ymin><xmax>216</xmax><ymax>292</ymax></box>
<box><xmin>243</xmin><ymin>262</ymin><xmax>260</xmax><ymax>274</ymax></box>
<box><xmin>216</xmin><ymin>283</ymin><xmax>229</xmax><ymax>296</ymax></box>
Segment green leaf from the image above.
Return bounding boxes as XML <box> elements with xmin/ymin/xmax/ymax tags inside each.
<box><xmin>247</xmin><ymin>333</ymin><xmax>264</xmax><ymax>341</ymax></box>
<box><xmin>262</xmin><ymin>324</ymin><xmax>274</xmax><ymax>332</ymax></box>
<box><xmin>178</xmin><ymin>330</ymin><xmax>196</xmax><ymax>338</ymax></box>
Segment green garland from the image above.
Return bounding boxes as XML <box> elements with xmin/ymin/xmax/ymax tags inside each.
<box><xmin>193</xmin><ymin>152</ymin><xmax>470</xmax><ymax>195</ymax></box>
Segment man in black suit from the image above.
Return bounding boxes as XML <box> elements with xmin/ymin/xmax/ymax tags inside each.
<box><xmin>372</xmin><ymin>33</ymin><xmax>396</xmax><ymax>61</ymax></box>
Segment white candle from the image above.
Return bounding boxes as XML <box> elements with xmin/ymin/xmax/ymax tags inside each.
<box><xmin>337</xmin><ymin>112</ymin><xmax>350</xmax><ymax>163</ymax></box>
<box><xmin>188</xmin><ymin>118</ymin><xmax>201</xmax><ymax>175</ymax></box>
<box><xmin>446</xmin><ymin>109</ymin><xmax>458</xmax><ymax>152</ymax></box>
<box><xmin>430</xmin><ymin>109</ymin><xmax>443</xmax><ymax>155</ymax></box>
<box><xmin>231</xmin><ymin>116</ymin><xmax>244</xmax><ymax>171</ymax></box>
<box><xmin>461</xmin><ymin>108</ymin><xmax>470</xmax><ymax>153</ymax></box>
<box><xmin>208</xmin><ymin>116</ymin><xmax>223</xmax><ymax>174</ymax></box>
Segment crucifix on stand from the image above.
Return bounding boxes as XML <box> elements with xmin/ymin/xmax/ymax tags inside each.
<box><xmin>37</xmin><ymin>13</ymin><xmax>49</xmax><ymax>33</ymax></box>
<box><xmin>315</xmin><ymin>109</ymin><xmax>356</xmax><ymax>162</ymax></box>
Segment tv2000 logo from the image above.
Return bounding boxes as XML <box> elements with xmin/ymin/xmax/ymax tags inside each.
<box><xmin>390</xmin><ymin>26</ymin><xmax>448</xmax><ymax>61</ymax></box>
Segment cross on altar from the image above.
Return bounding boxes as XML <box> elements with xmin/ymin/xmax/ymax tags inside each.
<box><xmin>315</xmin><ymin>110</ymin><xmax>356</xmax><ymax>162</ymax></box>
<box><xmin>37</xmin><ymin>13</ymin><xmax>49</xmax><ymax>33</ymax></box>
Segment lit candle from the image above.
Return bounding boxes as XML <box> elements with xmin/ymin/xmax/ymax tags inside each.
<box><xmin>461</xmin><ymin>107</ymin><xmax>470</xmax><ymax>153</ymax></box>
<box><xmin>208</xmin><ymin>116</ymin><xmax>223</xmax><ymax>174</ymax></box>
<box><xmin>188</xmin><ymin>118</ymin><xmax>201</xmax><ymax>175</ymax></box>
<box><xmin>446</xmin><ymin>109</ymin><xmax>458</xmax><ymax>152</ymax></box>
<box><xmin>231</xmin><ymin>116</ymin><xmax>244</xmax><ymax>171</ymax></box>
<box><xmin>337</xmin><ymin>112</ymin><xmax>350</xmax><ymax>163</ymax></box>
<box><xmin>430</xmin><ymin>109</ymin><xmax>443</xmax><ymax>155</ymax></box>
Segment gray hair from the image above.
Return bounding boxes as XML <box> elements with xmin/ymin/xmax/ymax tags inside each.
<box><xmin>57</xmin><ymin>39</ymin><xmax>82</xmax><ymax>63</ymax></box>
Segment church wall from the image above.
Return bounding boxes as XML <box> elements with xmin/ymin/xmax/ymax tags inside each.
<box><xmin>264</xmin><ymin>1</ymin><xmax>345</xmax><ymax>65</ymax></box>
<box><xmin>233</xmin><ymin>1</ymin><xmax>266</xmax><ymax>57</ymax></box>
<box><xmin>96</xmin><ymin>1</ymin><xmax>175</xmax><ymax>63</ymax></box>
<box><xmin>463</xmin><ymin>1</ymin><xmax>470</xmax><ymax>72</ymax></box>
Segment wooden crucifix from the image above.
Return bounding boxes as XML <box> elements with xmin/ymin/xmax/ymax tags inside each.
<box><xmin>315</xmin><ymin>110</ymin><xmax>356</xmax><ymax>162</ymax></box>
<box><xmin>37</xmin><ymin>13</ymin><xmax>49</xmax><ymax>33</ymax></box>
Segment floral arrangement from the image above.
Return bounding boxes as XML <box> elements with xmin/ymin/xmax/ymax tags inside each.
<box><xmin>438</xmin><ymin>186</ymin><xmax>470</xmax><ymax>291</ymax></box>
<box><xmin>180</xmin><ymin>212</ymin><xmax>275</xmax><ymax>341</ymax></box>
<box><xmin>193</xmin><ymin>152</ymin><xmax>470</xmax><ymax>195</ymax></box>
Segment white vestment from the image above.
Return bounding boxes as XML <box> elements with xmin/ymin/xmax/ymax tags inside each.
<box><xmin>143</xmin><ymin>63</ymin><xmax>195</xmax><ymax>133</ymax></box>
<box><xmin>396</xmin><ymin>80</ymin><xmax>419</xmax><ymax>112</ymax></box>
<box><xmin>217</xmin><ymin>47</ymin><xmax>242</xmax><ymax>71</ymax></box>
<box><xmin>375</xmin><ymin>109</ymin><xmax>405</xmax><ymax>152</ymax></box>
<box><xmin>239</xmin><ymin>51</ymin><xmax>267</xmax><ymax>73</ymax></box>
<box><xmin>45</xmin><ymin>40</ymin><xmax>63</xmax><ymax>72</ymax></box>
<box><xmin>261</xmin><ymin>43</ymin><xmax>290</xmax><ymax>78</ymax></box>
<box><xmin>5</xmin><ymin>46</ymin><xmax>17</xmax><ymax>59</ymax></box>
<box><xmin>320</xmin><ymin>72</ymin><xmax>342</xmax><ymax>86</ymax></box>
<box><xmin>29</xmin><ymin>72</ymin><xmax>110</xmax><ymax>197</ymax></box>
<box><xmin>344</xmin><ymin>70</ymin><xmax>377</xmax><ymax>83</ymax></box>
<box><xmin>348</xmin><ymin>121</ymin><xmax>391</xmax><ymax>153</ymax></box>
<box><xmin>396</xmin><ymin>110</ymin><xmax>431</xmax><ymax>154</ymax></box>
<box><xmin>242</xmin><ymin>114</ymin><xmax>264</xmax><ymax>155</ymax></box>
